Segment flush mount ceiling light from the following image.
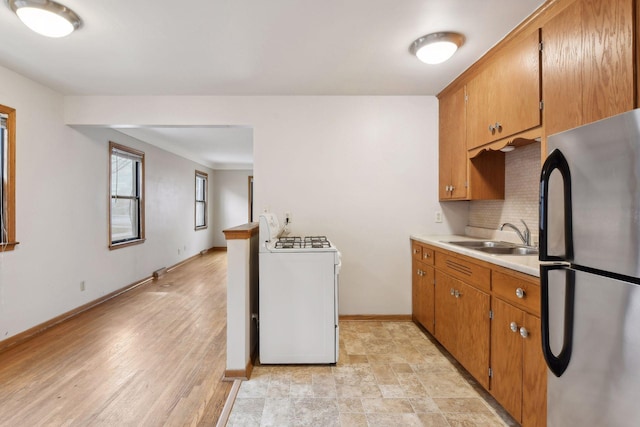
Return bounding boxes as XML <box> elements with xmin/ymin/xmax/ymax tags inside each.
<box><xmin>8</xmin><ymin>0</ymin><xmax>81</xmax><ymax>38</ymax></box>
<box><xmin>410</xmin><ymin>32</ymin><xmax>465</xmax><ymax>64</ymax></box>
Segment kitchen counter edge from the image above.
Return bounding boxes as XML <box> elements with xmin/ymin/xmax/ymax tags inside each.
<box><xmin>410</xmin><ymin>235</ymin><xmax>540</xmax><ymax>278</ymax></box>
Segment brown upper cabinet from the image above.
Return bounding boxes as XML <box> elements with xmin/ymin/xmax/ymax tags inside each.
<box><xmin>438</xmin><ymin>85</ymin><xmax>505</xmax><ymax>201</ymax></box>
<box><xmin>438</xmin><ymin>0</ymin><xmax>637</xmax><ymax>194</ymax></box>
<box><xmin>438</xmin><ymin>86</ymin><xmax>468</xmax><ymax>200</ymax></box>
<box><xmin>542</xmin><ymin>0</ymin><xmax>634</xmax><ymax>137</ymax></box>
<box><xmin>466</xmin><ymin>29</ymin><xmax>542</xmax><ymax>151</ymax></box>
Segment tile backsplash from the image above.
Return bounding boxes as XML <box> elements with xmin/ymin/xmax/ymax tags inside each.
<box><xmin>468</xmin><ymin>142</ymin><xmax>541</xmax><ymax>245</ymax></box>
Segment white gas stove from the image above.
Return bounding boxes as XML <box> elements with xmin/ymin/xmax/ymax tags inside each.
<box><xmin>258</xmin><ymin>212</ymin><xmax>341</xmax><ymax>364</ymax></box>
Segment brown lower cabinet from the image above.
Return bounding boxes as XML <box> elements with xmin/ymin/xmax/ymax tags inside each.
<box><xmin>434</xmin><ymin>270</ymin><xmax>490</xmax><ymax>390</ymax></box>
<box><xmin>412</xmin><ymin>260</ymin><xmax>434</xmax><ymax>334</ymax></box>
<box><xmin>411</xmin><ymin>240</ymin><xmax>547</xmax><ymax>427</ymax></box>
<box><xmin>491</xmin><ymin>298</ymin><xmax>546</xmax><ymax>426</ymax></box>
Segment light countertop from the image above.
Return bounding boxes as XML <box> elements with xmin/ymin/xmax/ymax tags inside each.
<box><xmin>411</xmin><ymin>234</ymin><xmax>540</xmax><ymax>277</ymax></box>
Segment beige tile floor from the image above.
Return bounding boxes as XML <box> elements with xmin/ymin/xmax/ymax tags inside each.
<box><xmin>227</xmin><ymin>321</ymin><xmax>516</xmax><ymax>427</ymax></box>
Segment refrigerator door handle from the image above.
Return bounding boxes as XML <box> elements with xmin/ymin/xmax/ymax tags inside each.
<box><xmin>541</xmin><ymin>264</ymin><xmax>575</xmax><ymax>377</ymax></box>
<box><xmin>539</xmin><ymin>148</ymin><xmax>574</xmax><ymax>261</ymax></box>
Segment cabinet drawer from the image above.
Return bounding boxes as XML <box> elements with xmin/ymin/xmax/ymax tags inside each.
<box><xmin>411</xmin><ymin>241</ymin><xmax>434</xmax><ymax>265</ymax></box>
<box><xmin>411</xmin><ymin>241</ymin><xmax>423</xmax><ymax>261</ymax></box>
<box><xmin>493</xmin><ymin>270</ymin><xmax>540</xmax><ymax>316</ymax></box>
<box><xmin>421</xmin><ymin>247</ymin><xmax>434</xmax><ymax>265</ymax></box>
<box><xmin>435</xmin><ymin>252</ymin><xmax>490</xmax><ymax>292</ymax></box>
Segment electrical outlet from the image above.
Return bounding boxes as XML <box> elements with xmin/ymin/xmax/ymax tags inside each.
<box><xmin>80</xmin><ymin>281</ymin><xmax>86</xmax><ymax>292</ymax></box>
<box><xmin>435</xmin><ymin>211</ymin><xmax>443</xmax><ymax>223</ymax></box>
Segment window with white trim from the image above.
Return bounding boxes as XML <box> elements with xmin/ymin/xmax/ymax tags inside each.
<box><xmin>0</xmin><ymin>105</ymin><xmax>17</xmax><ymax>251</ymax></box>
<box><xmin>109</xmin><ymin>142</ymin><xmax>145</xmax><ymax>248</ymax></box>
<box><xmin>195</xmin><ymin>171</ymin><xmax>208</xmax><ymax>230</ymax></box>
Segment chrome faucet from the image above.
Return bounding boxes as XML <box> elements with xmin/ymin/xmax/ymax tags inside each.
<box><xmin>500</xmin><ymin>220</ymin><xmax>531</xmax><ymax>246</ymax></box>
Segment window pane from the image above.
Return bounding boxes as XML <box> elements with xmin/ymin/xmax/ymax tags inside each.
<box><xmin>111</xmin><ymin>198</ymin><xmax>139</xmax><ymax>241</ymax></box>
<box><xmin>111</xmin><ymin>155</ymin><xmax>136</xmax><ymax>197</ymax></box>
<box><xmin>196</xmin><ymin>175</ymin><xmax>205</xmax><ymax>200</ymax></box>
<box><xmin>196</xmin><ymin>201</ymin><xmax>206</xmax><ymax>227</ymax></box>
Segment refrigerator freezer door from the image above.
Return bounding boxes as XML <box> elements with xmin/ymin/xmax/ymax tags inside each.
<box><xmin>546</xmin><ymin>109</ymin><xmax>640</xmax><ymax>277</ymax></box>
<box><xmin>546</xmin><ymin>267</ymin><xmax>640</xmax><ymax>427</ymax></box>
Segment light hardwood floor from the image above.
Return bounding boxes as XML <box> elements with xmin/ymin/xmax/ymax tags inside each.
<box><xmin>0</xmin><ymin>251</ymin><xmax>231</xmax><ymax>426</ymax></box>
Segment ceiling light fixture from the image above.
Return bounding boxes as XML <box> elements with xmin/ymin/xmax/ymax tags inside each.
<box><xmin>8</xmin><ymin>0</ymin><xmax>81</xmax><ymax>38</ymax></box>
<box><xmin>410</xmin><ymin>32</ymin><xmax>465</xmax><ymax>65</ymax></box>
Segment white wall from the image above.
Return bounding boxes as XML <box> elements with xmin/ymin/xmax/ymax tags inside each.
<box><xmin>64</xmin><ymin>96</ymin><xmax>469</xmax><ymax>315</ymax></box>
<box><xmin>0</xmin><ymin>66</ymin><xmax>216</xmax><ymax>340</ymax></box>
<box><xmin>212</xmin><ymin>170</ymin><xmax>253</xmax><ymax>247</ymax></box>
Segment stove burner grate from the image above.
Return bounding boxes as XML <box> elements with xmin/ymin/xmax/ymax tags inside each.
<box><xmin>274</xmin><ymin>236</ymin><xmax>331</xmax><ymax>249</ymax></box>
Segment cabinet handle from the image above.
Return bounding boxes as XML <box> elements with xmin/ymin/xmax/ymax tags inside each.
<box><xmin>510</xmin><ymin>321</ymin><xmax>519</xmax><ymax>333</ymax></box>
<box><xmin>450</xmin><ymin>288</ymin><xmax>455</xmax><ymax>296</ymax></box>
<box><xmin>515</xmin><ymin>287</ymin><xmax>525</xmax><ymax>299</ymax></box>
<box><xmin>495</xmin><ymin>122</ymin><xmax>502</xmax><ymax>131</ymax></box>
<box><xmin>423</xmin><ymin>253</ymin><xmax>430</xmax><ymax>259</ymax></box>
<box><xmin>520</xmin><ymin>327</ymin><xmax>529</xmax><ymax>338</ymax></box>
<box><xmin>413</xmin><ymin>248</ymin><xmax>420</xmax><ymax>255</ymax></box>
<box><xmin>489</xmin><ymin>124</ymin><xmax>495</xmax><ymax>133</ymax></box>
<box><xmin>454</xmin><ymin>290</ymin><xmax>461</xmax><ymax>298</ymax></box>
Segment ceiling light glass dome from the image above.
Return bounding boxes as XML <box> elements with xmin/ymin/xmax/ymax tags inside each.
<box><xmin>8</xmin><ymin>0</ymin><xmax>82</xmax><ymax>38</ymax></box>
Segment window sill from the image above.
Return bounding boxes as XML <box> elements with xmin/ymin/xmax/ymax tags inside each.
<box><xmin>109</xmin><ymin>238</ymin><xmax>146</xmax><ymax>250</ymax></box>
<box><xmin>1</xmin><ymin>241</ymin><xmax>19</xmax><ymax>252</ymax></box>
<box><xmin>195</xmin><ymin>226</ymin><xmax>208</xmax><ymax>231</ymax></box>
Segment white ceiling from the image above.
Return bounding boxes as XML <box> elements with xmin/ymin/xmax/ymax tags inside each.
<box><xmin>0</xmin><ymin>0</ymin><xmax>545</xmax><ymax>167</ymax></box>
<box><xmin>113</xmin><ymin>126</ymin><xmax>253</xmax><ymax>170</ymax></box>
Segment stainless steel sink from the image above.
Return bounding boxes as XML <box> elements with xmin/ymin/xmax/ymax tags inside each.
<box><xmin>443</xmin><ymin>240</ymin><xmax>511</xmax><ymax>248</ymax></box>
<box><xmin>443</xmin><ymin>240</ymin><xmax>538</xmax><ymax>256</ymax></box>
<box><xmin>474</xmin><ymin>246</ymin><xmax>539</xmax><ymax>255</ymax></box>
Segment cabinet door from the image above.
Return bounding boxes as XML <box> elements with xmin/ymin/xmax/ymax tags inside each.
<box><xmin>489</xmin><ymin>29</ymin><xmax>541</xmax><ymax>143</ymax></box>
<box><xmin>439</xmin><ymin>86</ymin><xmax>468</xmax><ymax>200</ymax></box>
<box><xmin>456</xmin><ymin>281</ymin><xmax>490</xmax><ymax>389</ymax></box>
<box><xmin>467</xmin><ymin>30</ymin><xmax>541</xmax><ymax>149</ymax></box>
<box><xmin>582</xmin><ymin>0</ymin><xmax>633</xmax><ymax>126</ymax></box>
<box><xmin>542</xmin><ymin>1</ymin><xmax>582</xmax><ymax>136</ymax></box>
<box><xmin>413</xmin><ymin>262</ymin><xmax>435</xmax><ymax>334</ymax></box>
<box><xmin>412</xmin><ymin>258</ymin><xmax>421</xmax><ymax>324</ymax></box>
<box><xmin>543</xmin><ymin>0</ymin><xmax>633</xmax><ymax>137</ymax></box>
<box><xmin>522</xmin><ymin>314</ymin><xmax>547</xmax><ymax>427</ymax></box>
<box><xmin>434</xmin><ymin>271</ymin><xmax>458</xmax><ymax>355</ymax></box>
<box><xmin>491</xmin><ymin>298</ymin><xmax>525</xmax><ymax>422</ymax></box>
<box><xmin>466</xmin><ymin>70</ymin><xmax>493</xmax><ymax>150</ymax></box>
